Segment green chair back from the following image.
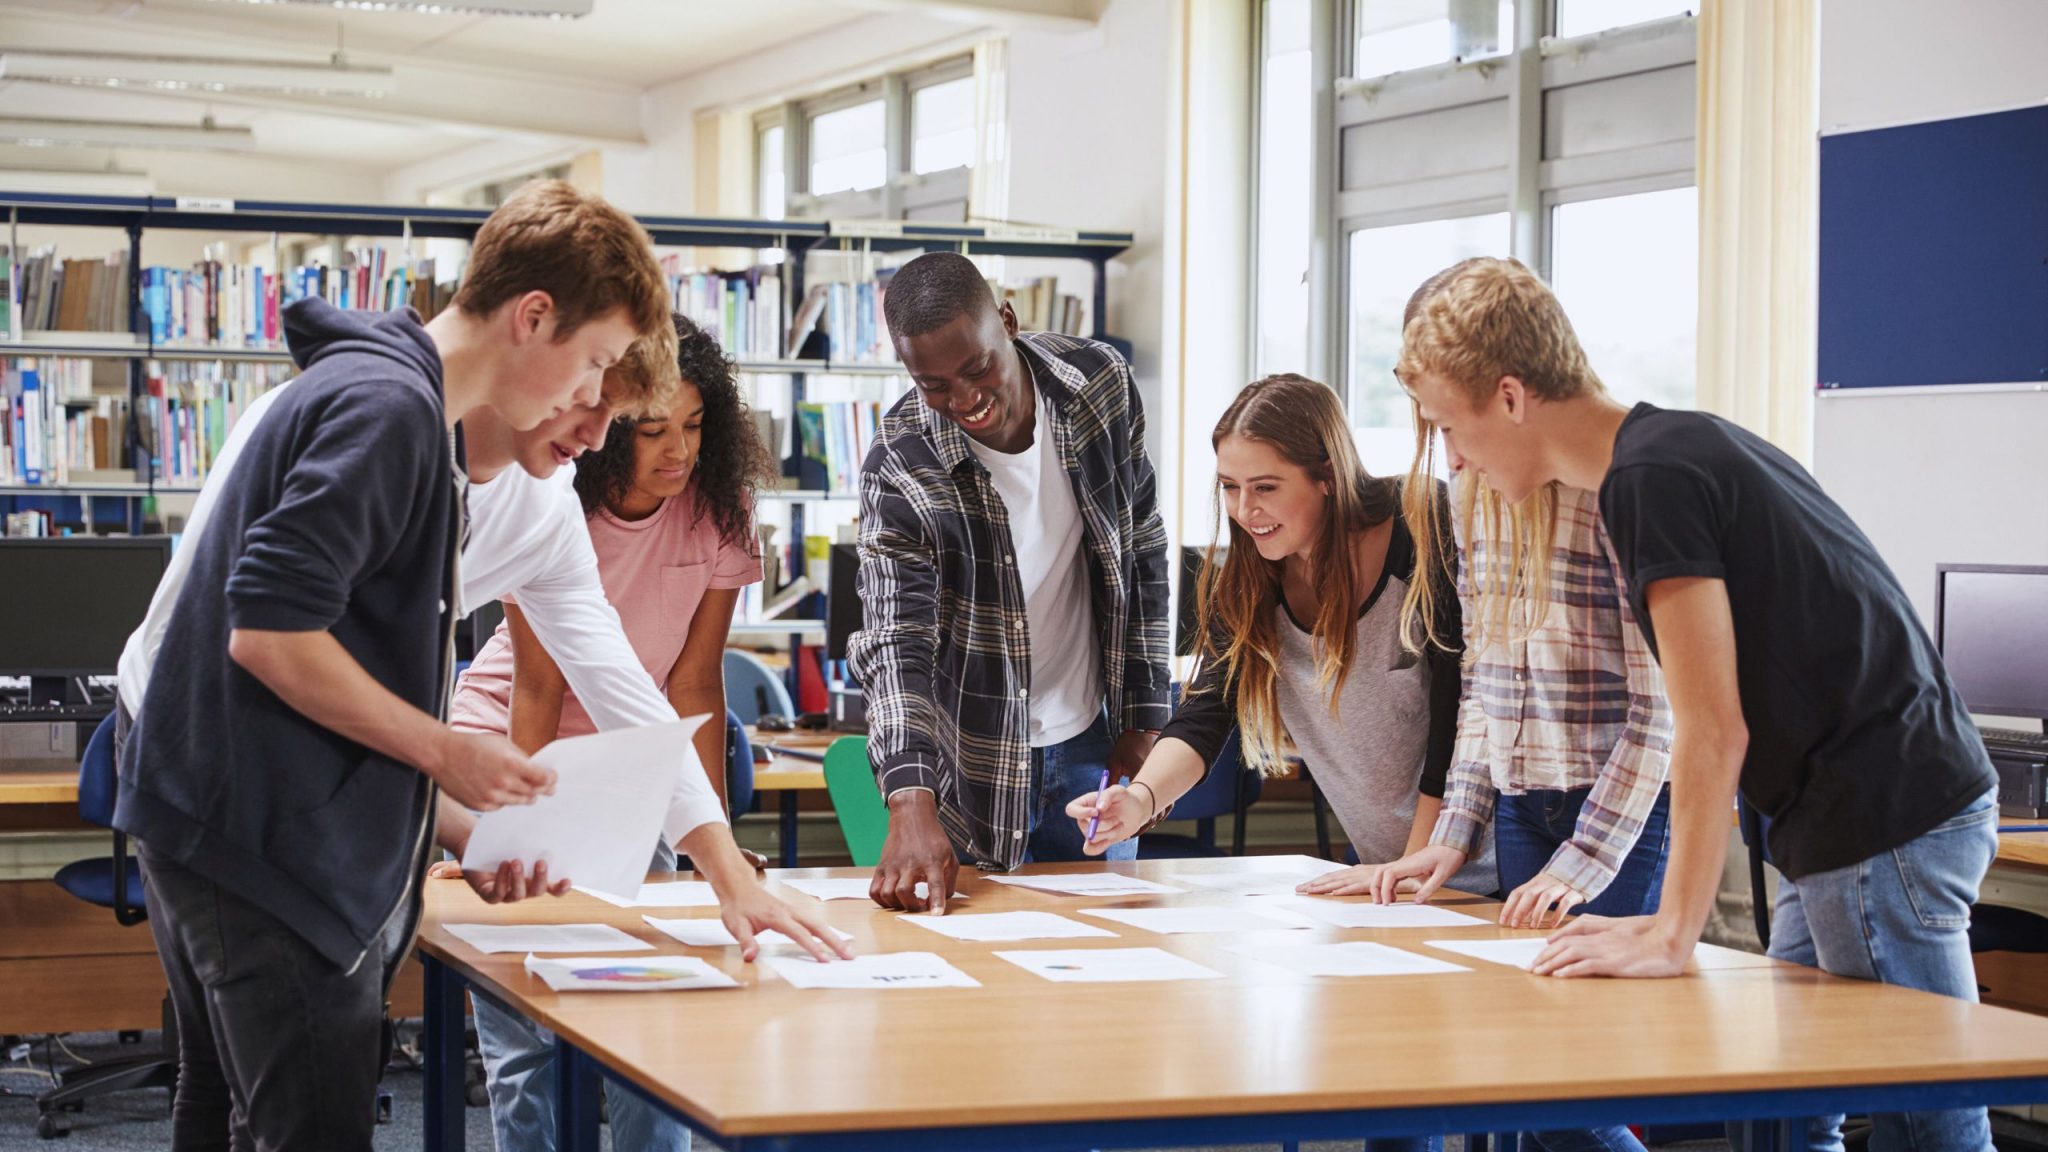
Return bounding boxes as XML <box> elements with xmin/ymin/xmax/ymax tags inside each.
<box><xmin>821</xmin><ymin>736</ymin><xmax>890</xmax><ymax>868</ymax></box>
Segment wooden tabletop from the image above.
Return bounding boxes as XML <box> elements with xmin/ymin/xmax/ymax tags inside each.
<box><xmin>0</xmin><ymin>769</ymin><xmax>78</xmax><ymax>806</ymax></box>
<box><xmin>1998</xmin><ymin>832</ymin><xmax>2048</xmax><ymax>873</ymax></box>
<box><xmin>416</xmin><ymin>858</ymin><xmax>2048</xmax><ymax>1141</ymax></box>
<box><xmin>747</xmin><ymin>726</ymin><xmax>842</xmax><ymax>792</ymax></box>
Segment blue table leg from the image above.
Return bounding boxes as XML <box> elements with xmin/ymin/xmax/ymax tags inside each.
<box><xmin>421</xmin><ymin>955</ymin><xmax>467</xmax><ymax>1152</ymax></box>
<box><xmin>555</xmin><ymin>1040</ymin><xmax>602</xmax><ymax>1152</ymax></box>
<box><xmin>780</xmin><ymin>789</ymin><xmax>800</xmax><ymax>867</ymax></box>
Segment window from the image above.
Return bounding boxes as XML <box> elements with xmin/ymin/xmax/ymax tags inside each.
<box><xmin>808</xmin><ymin>100</ymin><xmax>887</xmax><ymax>196</ymax></box>
<box><xmin>1554</xmin><ymin>0</ymin><xmax>1694</xmax><ymax>38</ymax></box>
<box><xmin>757</xmin><ymin>123</ymin><xmax>786</xmax><ymax>221</ymax></box>
<box><xmin>1549</xmin><ymin>185</ymin><xmax>1697</xmax><ymax>409</ymax></box>
<box><xmin>911</xmin><ymin>75</ymin><xmax>975</xmax><ymax>175</ymax></box>
<box><xmin>1254</xmin><ymin>0</ymin><xmax>1313</xmax><ymax>377</ymax></box>
<box><xmin>1347</xmin><ymin>213</ymin><xmax>1510</xmax><ymax>431</ymax></box>
<box><xmin>1354</xmin><ymin>0</ymin><xmax>1514</xmax><ymax>79</ymax></box>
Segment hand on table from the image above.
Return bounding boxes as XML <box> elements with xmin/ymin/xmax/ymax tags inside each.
<box><xmin>427</xmin><ymin>858</ymin><xmax>572</xmax><ymax>905</ymax></box>
<box><xmin>1531</xmin><ymin>914</ymin><xmax>1691</xmax><ymax>978</ymax></box>
<box><xmin>721</xmin><ymin>882</ymin><xmax>856</xmax><ymax>963</ymax></box>
<box><xmin>1499</xmin><ymin>872</ymin><xmax>1588</xmax><ymax>930</ymax></box>
<box><xmin>870</xmin><ymin>791</ymin><xmax>960</xmax><ymax>914</ymax></box>
<box><xmin>1298</xmin><ymin>845</ymin><xmax>1467</xmax><ymax>904</ymax></box>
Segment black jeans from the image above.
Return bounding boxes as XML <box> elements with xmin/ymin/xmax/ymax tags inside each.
<box><xmin>126</xmin><ymin>706</ymin><xmax>414</xmax><ymax>1152</ymax></box>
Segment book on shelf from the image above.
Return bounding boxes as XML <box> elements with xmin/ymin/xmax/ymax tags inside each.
<box><xmin>995</xmin><ymin>275</ymin><xmax>1087</xmax><ymax>338</ymax></box>
<box><xmin>792</xmin><ymin>400</ymin><xmax>883</xmax><ymax>498</ymax></box>
<box><xmin>787</xmin><ymin>276</ymin><xmax>900</xmax><ymax>365</ymax></box>
<box><xmin>136</xmin><ymin>360</ymin><xmax>294</xmax><ymax>485</ymax></box>
<box><xmin>3</xmin><ymin>246</ymin><xmax>133</xmax><ymax>342</ymax></box>
<box><xmin>662</xmin><ymin>257</ymin><xmax>782</xmax><ymax>362</ymax></box>
<box><xmin>147</xmin><ymin>251</ymin><xmax>451</xmax><ymax>351</ymax></box>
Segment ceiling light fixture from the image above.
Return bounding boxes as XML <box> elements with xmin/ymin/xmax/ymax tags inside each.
<box><xmin>0</xmin><ymin>50</ymin><xmax>394</xmax><ymax>98</ymax></box>
<box><xmin>221</xmin><ymin>0</ymin><xmax>593</xmax><ymax>17</ymax></box>
<box><xmin>0</xmin><ymin>116</ymin><xmax>258</xmax><ymax>152</ymax></box>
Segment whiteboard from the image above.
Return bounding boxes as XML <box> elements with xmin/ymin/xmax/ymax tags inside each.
<box><xmin>1812</xmin><ymin>387</ymin><xmax>2048</xmax><ymax>628</ymax></box>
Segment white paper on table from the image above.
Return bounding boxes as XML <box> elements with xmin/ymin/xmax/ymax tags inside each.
<box><xmin>982</xmin><ymin>873</ymin><xmax>1184</xmax><ymax>896</ymax></box>
<box><xmin>1422</xmin><ymin>937</ymin><xmax>1551</xmax><ymax>970</ymax></box>
<box><xmin>522</xmin><ymin>953</ymin><xmax>738</xmax><ymax>992</ymax></box>
<box><xmin>445</xmin><ymin>923</ymin><xmax>652</xmax><ymax>955</ymax></box>
<box><xmin>1078</xmin><ymin>905</ymin><xmax>1315</xmax><ymax>934</ymax></box>
<box><xmin>995</xmin><ymin>947</ymin><xmax>1224</xmax><ymax>983</ymax></box>
<box><xmin>1178</xmin><ymin>860</ymin><xmax>1347</xmax><ymax>898</ymax></box>
<box><xmin>901</xmin><ymin>910</ymin><xmax>1117</xmax><ymax>943</ymax></box>
<box><xmin>1282</xmin><ymin>900</ymin><xmax>1494</xmax><ymax>930</ymax></box>
<box><xmin>1227</xmin><ymin>939</ymin><xmax>1473</xmax><ymax>977</ymax></box>
<box><xmin>763</xmin><ymin>951</ymin><xmax>979</xmax><ymax>990</ymax></box>
<box><xmin>642</xmin><ymin>916</ymin><xmax>854</xmax><ymax>950</ymax></box>
<box><xmin>780</xmin><ymin>877</ymin><xmax>963</xmax><ymax>902</ymax></box>
<box><xmin>576</xmin><ymin>880</ymin><xmax>719</xmax><ymax>908</ymax></box>
<box><xmin>462</xmin><ymin>716</ymin><xmax>709</xmax><ymax>898</ymax></box>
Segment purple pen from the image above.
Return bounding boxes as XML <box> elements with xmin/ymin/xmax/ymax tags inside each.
<box><xmin>1083</xmin><ymin>768</ymin><xmax>1112</xmax><ymax>843</ymax></box>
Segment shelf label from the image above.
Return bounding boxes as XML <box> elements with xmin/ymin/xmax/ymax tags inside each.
<box><xmin>827</xmin><ymin>219</ymin><xmax>905</xmax><ymax>239</ymax></box>
<box><xmin>173</xmin><ymin>197</ymin><xmax>236</xmax><ymax>213</ymax></box>
<box><xmin>981</xmin><ymin>222</ymin><xmax>1079</xmax><ymax>244</ymax></box>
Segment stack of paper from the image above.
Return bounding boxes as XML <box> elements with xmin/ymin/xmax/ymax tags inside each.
<box><xmin>643</xmin><ymin>916</ymin><xmax>853</xmax><ymax>950</ymax></box>
<box><xmin>577</xmin><ymin>880</ymin><xmax>719</xmax><ymax>908</ymax></box>
<box><xmin>522</xmin><ymin>954</ymin><xmax>737</xmax><ymax>992</ymax></box>
<box><xmin>764</xmin><ymin>952</ymin><xmax>980</xmax><ymax>990</ymax></box>
<box><xmin>983</xmin><ymin>874</ymin><xmax>1184</xmax><ymax>897</ymax></box>
<box><xmin>445</xmin><ymin>923</ymin><xmax>652</xmax><ymax>955</ymax></box>
<box><xmin>1078</xmin><ymin>905</ymin><xmax>1315</xmax><ymax>935</ymax></box>
<box><xmin>994</xmin><ymin>947</ymin><xmax>1224</xmax><ymax>983</ymax></box>
<box><xmin>1227</xmin><ymin>940</ymin><xmax>1472</xmax><ymax>977</ymax></box>
<box><xmin>901</xmin><ymin>911</ymin><xmax>1116</xmax><ymax>942</ymax></box>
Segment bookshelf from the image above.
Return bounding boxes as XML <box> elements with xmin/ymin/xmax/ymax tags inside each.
<box><xmin>2</xmin><ymin>190</ymin><xmax>1131</xmax><ymax>660</ymax></box>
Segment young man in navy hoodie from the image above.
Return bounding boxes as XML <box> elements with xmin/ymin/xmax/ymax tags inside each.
<box><xmin>113</xmin><ymin>180</ymin><xmax>674</xmax><ymax>1152</ymax></box>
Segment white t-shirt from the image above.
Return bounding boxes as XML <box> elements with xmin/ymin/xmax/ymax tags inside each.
<box><xmin>965</xmin><ymin>370</ymin><xmax>1104</xmax><ymax>747</ymax></box>
<box><xmin>116</xmin><ymin>381</ymin><xmax>728</xmax><ymax>845</ymax></box>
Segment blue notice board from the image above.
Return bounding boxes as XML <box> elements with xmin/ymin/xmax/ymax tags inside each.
<box><xmin>1817</xmin><ymin>103</ymin><xmax>2048</xmax><ymax>390</ymax></box>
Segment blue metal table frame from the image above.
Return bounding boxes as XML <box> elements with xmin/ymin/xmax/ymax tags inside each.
<box><xmin>419</xmin><ymin>954</ymin><xmax>2048</xmax><ymax>1152</ymax></box>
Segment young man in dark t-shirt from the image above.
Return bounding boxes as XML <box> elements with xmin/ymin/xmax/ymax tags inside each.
<box><xmin>1396</xmin><ymin>257</ymin><xmax>1998</xmax><ymax>1152</ymax></box>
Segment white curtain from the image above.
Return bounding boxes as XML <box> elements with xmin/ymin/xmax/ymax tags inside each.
<box><xmin>1694</xmin><ymin>0</ymin><xmax>1820</xmax><ymax>462</ymax></box>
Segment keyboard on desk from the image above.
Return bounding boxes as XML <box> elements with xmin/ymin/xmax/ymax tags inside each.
<box><xmin>0</xmin><ymin>701</ymin><xmax>113</xmax><ymax>724</ymax></box>
<box><xmin>1982</xmin><ymin>727</ymin><xmax>2048</xmax><ymax>754</ymax></box>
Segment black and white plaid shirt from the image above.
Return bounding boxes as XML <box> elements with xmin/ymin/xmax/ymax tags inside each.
<box><xmin>848</xmin><ymin>332</ymin><xmax>1173</xmax><ymax>871</ymax></box>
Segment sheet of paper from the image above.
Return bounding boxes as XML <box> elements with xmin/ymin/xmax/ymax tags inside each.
<box><xmin>995</xmin><ymin>947</ymin><xmax>1224</xmax><ymax>983</ymax></box>
<box><xmin>1284</xmin><ymin>900</ymin><xmax>1495</xmax><ymax>930</ymax></box>
<box><xmin>1177</xmin><ymin>861</ymin><xmax>1347</xmax><ymax>898</ymax></box>
<box><xmin>779</xmin><ymin>877</ymin><xmax>962</xmax><ymax>902</ymax></box>
<box><xmin>763</xmin><ymin>951</ymin><xmax>979</xmax><ymax>990</ymax></box>
<box><xmin>901</xmin><ymin>911</ymin><xmax>1118</xmax><ymax>943</ymax></box>
<box><xmin>522</xmin><ymin>953</ymin><xmax>737</xmax><ymax>992</ymax></box>
<box><xmin>445</xmin><ymin>923</ymin><xmax>652</xmax><ymax>956</ymax></box>
<box><xmin>982</xmin><ymin>873</ymin><xmax>1184</xmax><ymax>896</ymax></box>
<box><xmin>463</xmin><ymin>716</ymin><xmax>709</xmax><ymax>898</ymax></box>
<box><xmin>1228</xmin><ymin>940</ymin><xmax>1472</xmax><ymax>977</ymax></box>
<box><xmin>576</xmin><ymin>880</ymin><xmax>719</xmax><ymax>908</ymax></box>
<box><xmin>1078</xmin><ymin>905</ymin><xmax>1315</xmax><ymax>934</ymax></box>
<box><xmin>642</xmin><ymin>916</ymin><xmax>853</xmax><ymax>950</ymax></box>
<box><xmin>1422</xmin><ymin>937</ymin><xmax>1551</xmax><ymax>970</ymax></box>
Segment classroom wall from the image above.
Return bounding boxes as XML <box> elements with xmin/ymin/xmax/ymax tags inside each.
<box><xmin>1811</xmin><ymin>0</ymin><xmax>2048</xmax><ymax>623</ymax></box>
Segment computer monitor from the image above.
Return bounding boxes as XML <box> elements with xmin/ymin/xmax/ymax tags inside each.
<box><xmin>1935</xmin><ymin>564</ymin><xmax>2048</xmax><ymax>721</ymax></box>
<box><xmin>826</xmin><ymin>542</ymin><xmax>861</xmax><ymax>662</ymax></box>
<box><xmin>0</xmin><ymin>536</ymin><xmax>172</xmax><ymax>700</ymax></box>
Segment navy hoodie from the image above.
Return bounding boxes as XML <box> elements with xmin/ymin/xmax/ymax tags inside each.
<box><xmin>115</xmin><ymin>299</ymin><xmax>461</xmax><ymax>973</ymax></box>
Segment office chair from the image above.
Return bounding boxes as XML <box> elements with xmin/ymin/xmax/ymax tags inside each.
<box><xmin>723</xmin><ymin>649</ymin><xmax>795</xmax><ymax>726</ymax></box>
<box><xmin>1136</xmin><ymin>684</ymin><xmax>1262</xmax><ymax>858</ymax></box>
<box><xmin>35</xmin><ymin>713</ymin><xmax>176</xmax><ymax>1139</ymax></box>
<box><xmin>724</xmin><ymin>709</ymin><xmax>757</xmax><ymax>821</ymax></box>
<box><xmin>821</xmin><ymin>736</ymin><xmax>890</xmax><ymax>868</ymax></box>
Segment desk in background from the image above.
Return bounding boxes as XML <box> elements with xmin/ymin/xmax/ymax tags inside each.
<box><xmin>417</xmin><ymin>859</ymin><xmax>2048</xmax><ymax>1152</ymax></box>
<box><xmin>744</xmin><ymin>726</ymin><xmax>838</xmax><ymax>867</ymax></box>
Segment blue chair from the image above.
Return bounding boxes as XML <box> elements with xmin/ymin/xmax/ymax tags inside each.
<box><xmin>723</xmin><ymin>649</ymin><xmax>795</xmax><ymax>726</ymax></box>
<box><xmin>36</xmin><ymin>713</ymin><xmax>176</xmax><ymax>1138</ymax></box>
<box><xmin>1138</xmin><ymin>685</ymin><xmax>1263</xmax><ymax>859</ymax></box>
<box><xmin>724</xmin><ymin>709</ymin><xmax>756</xmax><ymax>821</ymax></box>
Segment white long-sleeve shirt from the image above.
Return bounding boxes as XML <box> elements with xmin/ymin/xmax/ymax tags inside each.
<box><xmin>116</xmin><ymin>379</ymin><xmax>728</xmax><ymax>846</ymax></box>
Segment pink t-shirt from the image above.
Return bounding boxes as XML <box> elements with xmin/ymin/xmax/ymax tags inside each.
<box><xmin>450</xmin><ymin>483</ymin><xmax>763</xmax><ymax>738</ymax></box>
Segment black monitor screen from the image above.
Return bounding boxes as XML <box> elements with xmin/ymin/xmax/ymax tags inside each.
<box><xmin>1936</xmin><ymin>565</ymin><xmax>2048</xmax><ymax>720</ymax></box>
<box><xmin>0</xmin><ymin>538</ymin><xmax>172</xmax><ymax>677</ymax></box>
<box><xmin>826</xmin><ymin>543</ymin><xmax>861</xmax><ymax>662</ymax></box>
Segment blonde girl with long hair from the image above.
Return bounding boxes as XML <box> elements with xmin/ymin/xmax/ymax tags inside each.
<box><xmin>1066</xmin><ymin>373</ymin><xmax>1496</xmax><ymax>905</ymax></box>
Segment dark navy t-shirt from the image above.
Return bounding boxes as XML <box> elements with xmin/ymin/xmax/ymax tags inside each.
<box><xmin>1598</xmin><ymin>404</ymin><xmax>1993</xmax><ymax>879</ymax></box>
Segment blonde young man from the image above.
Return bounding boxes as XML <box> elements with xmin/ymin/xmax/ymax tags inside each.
<box><xmin>1397</xmin><ymin>257</ymin><xmax>1998</xmax><ymax>1152</ymax></box>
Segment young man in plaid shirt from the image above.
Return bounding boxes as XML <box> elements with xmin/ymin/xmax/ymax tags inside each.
<box><xmin>848</xmin><ymin>252</ymin><xmax>1172</xmax><ymax>912</ymax></box>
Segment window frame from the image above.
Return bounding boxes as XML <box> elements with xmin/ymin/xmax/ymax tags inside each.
<box><xmin>766</xmin><ymin>54</ymin><xmax>977</xmax><ymax>224</ymax></box>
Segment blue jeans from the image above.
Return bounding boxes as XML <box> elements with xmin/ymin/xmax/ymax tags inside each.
<box><xmin>1497</xmin><ymin>786</ymin><xmax>1673</xmax><ymax>1152</ymax></box>
<box><xmin>1735</xmin><ymin>789</ymin><xmax>1999</xmax><ymax>1152</ymax></box>
<box><xmin>474</xmin><ymin>839</ymin><xmax>688</xmax><ymax>1152</ymax></box>
<box><xmin>1024</xmin><ymin>712</ymin><xmax>1138</xmax><ymax>864</ymax></box>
